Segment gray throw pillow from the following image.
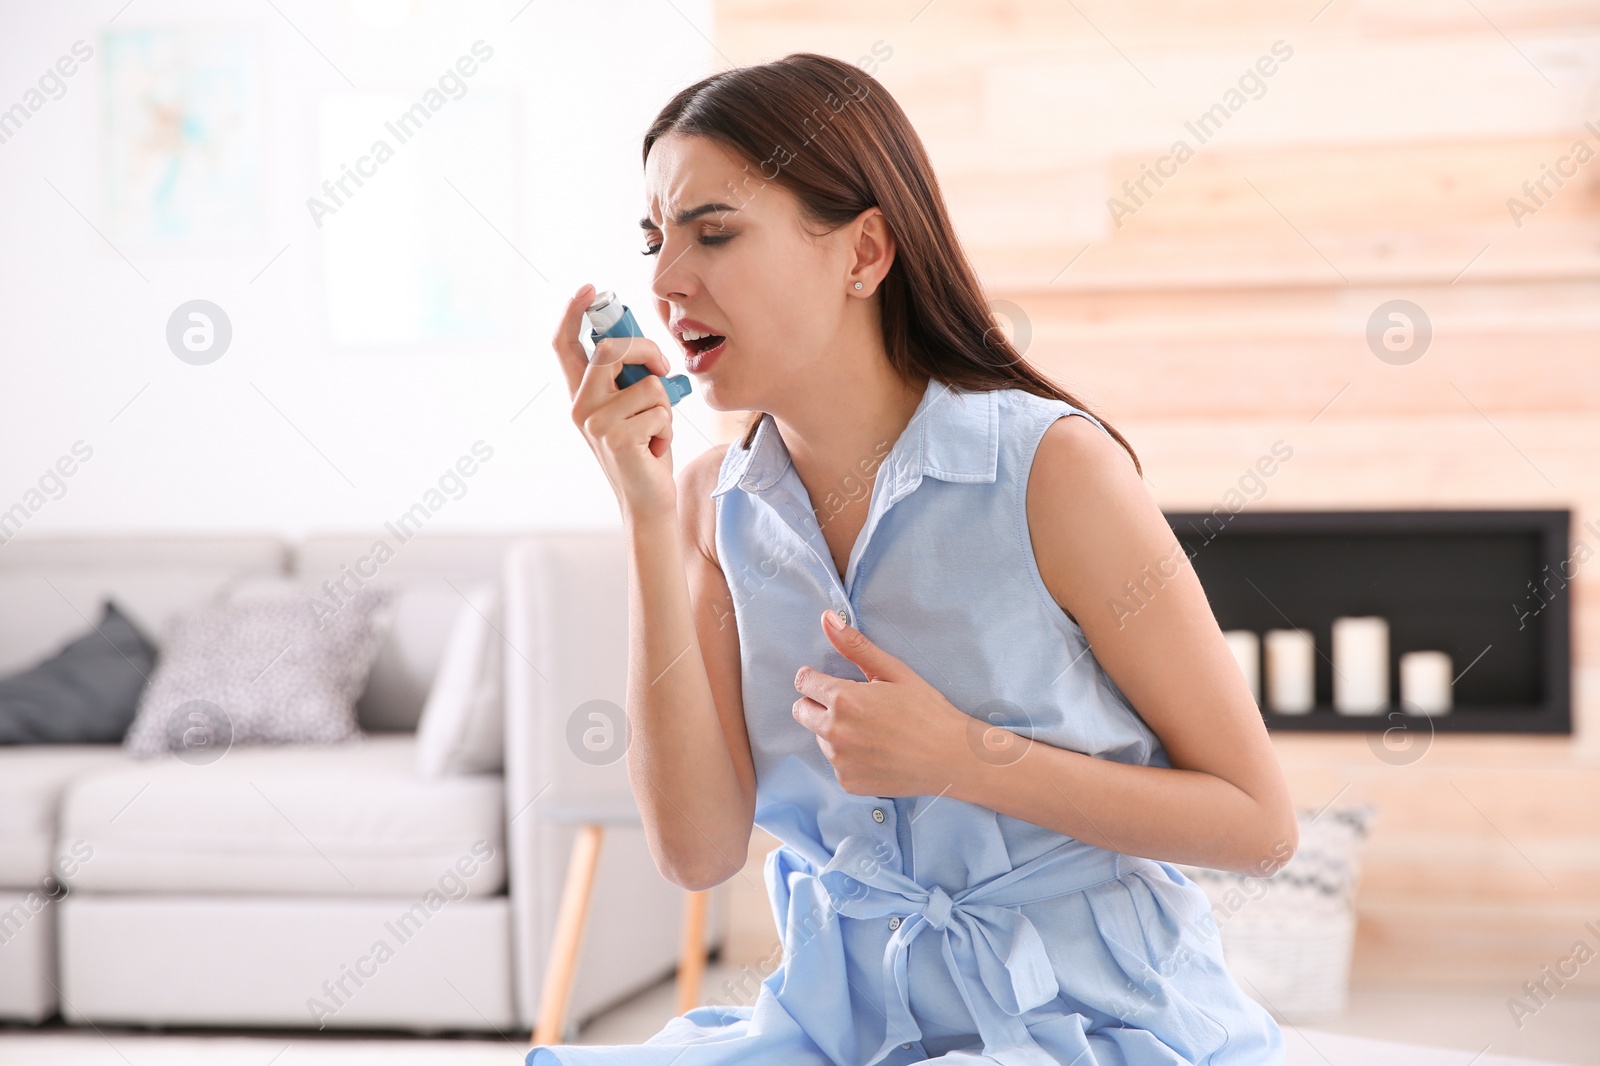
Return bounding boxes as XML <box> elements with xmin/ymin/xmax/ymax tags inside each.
<box><xmin>122</xmin><ymin>579</ymin><xmax>395</xmax><ymax>758</ymax></box>
<box><xmin>0</xmin><ymin>600</ymin><xmax>157</xmax><ymax>744</ymax></box>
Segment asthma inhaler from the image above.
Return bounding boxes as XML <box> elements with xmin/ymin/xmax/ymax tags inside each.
<box><xmin>585</xmin><ymin>290</ymin><xmax>692</xmax><ymax>406</ymax></box>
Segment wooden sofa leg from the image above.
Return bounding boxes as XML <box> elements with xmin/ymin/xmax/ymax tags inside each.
<box><xmin>532</xmin><ymin>823</ymin><xmax>604</xmax><ymax>1047</ymax></box>
<box><xmin>676</xmin><ymin>888</ymin><xmax>710</xmax><ymax>1014</ymax></box>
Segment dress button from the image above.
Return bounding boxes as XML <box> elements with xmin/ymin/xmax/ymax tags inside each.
<box><xmin>837</xmin><ymin>607</ymin><xmax>850</xmax><ymax>627</ymax></box>
<box><xmin>902</xmin><ymin>1043</ymin><xmax>913</xmax><ymax>1050</ymax></box>
<box><xmin>888</xmin><ymin>916</ymin><xmax>902</xmax><ymax>930</ymax></box>
<box><xmin>871</xmin><ymin>807</ymin><xmax>885</xmax><ymax>823</ymax></box>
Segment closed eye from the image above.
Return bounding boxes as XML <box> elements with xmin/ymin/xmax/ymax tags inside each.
<box><xmin>642</xmin><ymin>234</ymin><xmax>734</xmax><ymax>256</ymax></box>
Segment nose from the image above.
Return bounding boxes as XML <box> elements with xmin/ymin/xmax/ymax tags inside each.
<box><xmin>648</xmin><ymin>237</ymin><xmax>696</xmax><ymax>305</ymax></box>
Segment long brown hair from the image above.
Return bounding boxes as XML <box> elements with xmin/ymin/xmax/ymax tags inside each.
<box><xmin>642</xmin><ymin>52</ymin><xmax>1141</xmax><ymax>477</ymax></box>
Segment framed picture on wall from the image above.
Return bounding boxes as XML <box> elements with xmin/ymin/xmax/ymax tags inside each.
<box><xmin>103</xmin><ymin>23</ymin><xmax>265</xmax><ymax>247</ymax></box>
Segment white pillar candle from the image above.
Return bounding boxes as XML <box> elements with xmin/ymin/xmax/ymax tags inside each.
<box><xmin>1223</xmin><ymin>630</ymin><xmax>1261</xmax><ymax>705</ymax></box>
<box><xmin>1333</xmin><ymin>615</ymin><xmax>1389</xmax><ymax>715</ymax></box>
<box><xmin>1399</xmin><ymin>650</ymin><xmax>1453</xmax><ymax>715</ymax></box>
<box><xmin>1264</xmin><ymin>628</ymin><xmax>1315</xmax><ymax>714</ymax></box>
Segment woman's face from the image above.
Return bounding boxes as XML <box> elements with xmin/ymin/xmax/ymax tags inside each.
<box><xmin>642</xmin><ymin>132</ymin><xmax>859</xmax><ymax>414</ymax></box>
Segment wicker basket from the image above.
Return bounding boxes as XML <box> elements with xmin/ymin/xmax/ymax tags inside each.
<box><xmin>1214</xmin><ymin>905</ymin><xmax>1358</xmax><ymax>1021</ymax></box>
<box><xmin>1175</xmin><ymin>804</ymin><xmax>1375</xmax><ymax>1024</ymax></box>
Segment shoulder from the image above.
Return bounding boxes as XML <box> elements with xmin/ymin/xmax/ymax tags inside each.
<box><xmin>994</xmin><ymin>390</ymin><xmax>1142</xmax><ymax>512</ymax></box>
<box><xmin>1026</xmin><ymin>410</ymin><xmax>1169</xmax><ymax>613</ymax></box>
<box><xmin>676</xmin><ymin>443</ymin><xmax>733</xmax><ymax>560</ymax></box>
<box><xmin>678</xmin><ymin>441</ymin><xmax>732</xmax><ymax>491</ymax></box>
<box><xmin>1031</xmin><ymin>408</ymin><xmax>1135</xmax><ymax>485</ymax></box>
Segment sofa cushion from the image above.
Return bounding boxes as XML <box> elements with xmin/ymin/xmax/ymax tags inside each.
<box><xmin>0</xmin><ymin>745</ymin><xmax>130</xmax><ymax>887</ymax></box>
<box><xmin>0</xmin><ymin>536</ymin><xmax>286</xmax><ymax>675</ymax></box>
<box><xmin>415</xmin><ymin>582</ymin><xmax>503</xmax><ymax>777</ymax></box>
<box><xmin>0</xmin><ymin>600</ymin><xmax>157</xmax><ymax>744</ymax></box>
<box><xmin>0</xmin><ymin>890</ymin><xmax>59</xmax><ymax>1022</ymax></box>
<box><xmin>121</xmin><ymin>579</ymin><xmax>394</xmax><ymax>758</ymax></box>
<box><xmin>293</xmin><ymin>534</ymin><xmax>522</xmax><ymax>733</ymax></box>
<box><xmin>57</xmin><ymin>894</ymin><xmax>514</xmax><ymax>1030</ymax></box>
<box><xmin>57</xmin><ymin>735</ymin><xmax>504</xmax><ymax>895</ymax></box>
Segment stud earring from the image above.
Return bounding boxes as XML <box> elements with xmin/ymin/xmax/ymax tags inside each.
<box><xmin>853</xmin><ymin>281</ymin><xmax>863</xmax><ymax>290</ymax></box>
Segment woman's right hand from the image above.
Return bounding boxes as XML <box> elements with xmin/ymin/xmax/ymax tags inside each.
<box><xmin>553</xmin><ymin>283</ymin><xmax>679</xmax><ymax>524</ymax></box>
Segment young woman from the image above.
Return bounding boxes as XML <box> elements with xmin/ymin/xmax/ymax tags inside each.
<box><xmin>543</xmin><ymin>52</ymin><xmax>1296</xmax><ymax>1066</ymax></box>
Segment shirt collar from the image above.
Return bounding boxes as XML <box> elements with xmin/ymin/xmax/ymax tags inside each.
<box><xmin>711</xmin><ymin>377</ymin><xmax>999</xmax><ymax>499</ymax></box>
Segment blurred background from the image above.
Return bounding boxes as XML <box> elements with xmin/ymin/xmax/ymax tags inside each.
<box><xmin>1</xmin><ymin>1</ymin><xmax>1597</xmax><ymax>1064</ymax></box>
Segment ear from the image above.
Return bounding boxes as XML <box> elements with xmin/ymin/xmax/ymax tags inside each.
<box><xmin>849</xmin><ymin>207</ymin><xmax>895</xmax><ymax>294</ymax></box>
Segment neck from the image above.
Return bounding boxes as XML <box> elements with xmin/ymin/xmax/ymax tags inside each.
<box><xmin>771</xmin><ymin>359</ymin><xmax>928</xmax><ymax>518</ymax></box>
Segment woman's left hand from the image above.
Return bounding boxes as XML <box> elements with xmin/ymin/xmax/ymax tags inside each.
<box><xmin>792</xmin><ymin>610</ymin><xmax>973</xmax><ymax>797</ymax></box>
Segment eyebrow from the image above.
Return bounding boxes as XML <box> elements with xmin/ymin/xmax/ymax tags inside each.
<box><xmin>639</xmin><ymin>202</ymin><xmax>739</xmax><ymax>230</ymax></box>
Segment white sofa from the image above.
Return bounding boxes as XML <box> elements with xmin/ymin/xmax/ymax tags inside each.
<box><xmin>0</xmin><ymin>533</ymin><xmax>724</xmax><ymax>1034</ymax></box>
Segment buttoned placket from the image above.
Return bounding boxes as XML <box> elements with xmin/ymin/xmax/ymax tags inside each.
<box><xmin>761</xmin><ymin>423</ymin><xmax>922</xmax><ymax>611</ymax></box>
<box><xmin>869</xmin><ymin>801</ymin><xmax>917</xmax><ymax>949</ymax></box>
<box><xmin>729</xmin><ymin>394</ymin><xmax>985</xmax><ymax>1065</ymax></box>
<box><xmin>766</xmin><ymin>486</ymin><xmax>857</xmax><ymax>649</ymax></box>
<box><xmin>760</xmin><ymin>455</ymin><xmax>930</xmax><ymax>934</ymax></box>
<box><xmin>841</xmin><ymin>800</ymin><xmax>923</xmax><ymax>1061</ymax></box>
<box><xmin>723</xmin><ymin>381</ymin><xmax>975</xmax><ymax>638</ymax></box>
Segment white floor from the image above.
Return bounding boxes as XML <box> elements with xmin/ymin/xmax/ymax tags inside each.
<box><xmin>3</xmin><ymin>966</ymin><xmax>1596</xmax><ymax>1065</ymax></box>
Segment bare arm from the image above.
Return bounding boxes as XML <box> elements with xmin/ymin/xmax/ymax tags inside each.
<box><xmin>945</xmin><ymin>415</ymin><xmax>1298</xmax><ymax>875</ymax></box>
<box><xmin>624</xmin><ymin>444</ymin><xmax>757</xmax><ymax>890</ymax></box>
<box><xmin>548</xmin><ymin>287</ymin><xmax>755</xmax><ymax>889</ymax></box>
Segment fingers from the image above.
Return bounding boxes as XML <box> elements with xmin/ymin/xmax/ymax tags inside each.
<box><xmin>794</xmin><ymin>665</ymin><xmax>841</xmax><ymax>708</ymax></box>
<box><xmin>589</xmin><ymin>368</ymin><xmax>671</xmax><ymax>425</ymax></box>
<box><xmin>642</xmin><ymin>401</ymin><xmax>674</xmax><ymax>459</ymax></box>
<box><xmin>582</xmin><ymin>379</ymin><xmax>672</xmax><ymax>452</ymax></box>
<box><xmin>626</xmin><ymin>397</ymin><xmax>672</xmax><ymax>445</ymax></box>
<box><xmin>556</xmin><ymin>283</ymin><xmax>675</xmax><ymax>443</ymax></box>
<box><xmin>793</xmin><ymin>698</ymin><xmax>839</xmax><ymax>772</ymax></box>
<box><xmin>791</xmin><ymin>693</ymin><xmax>827</xmax><ymax>735</ymax></box>
<box><xmin>587</xmin><ymin>333</ymin><xmax>670</xmax><ymax>376</ymax></box>
<box><xmin>552</xmin><ymin>283</ymin><xmax>597</xmax><ymax>399</ymax></box>
<box><xmin>576</xmin><ymin>336</ymin><xmax>671</xmax><ymax>418</ymax></box>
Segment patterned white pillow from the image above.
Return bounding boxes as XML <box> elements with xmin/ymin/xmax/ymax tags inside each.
<box><xmin>1175</xmin><ymin>804</ymin><xmax>1377</xmax><ymax>916</ymax></box>
<box><xmin>122</xmin><ymin>578</ymin><xmax>396</xmax><ymax>759</ymax></box>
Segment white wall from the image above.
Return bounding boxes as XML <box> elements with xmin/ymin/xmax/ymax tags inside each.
<box><xmin>0</xmin><ymin>0</ymin><xmax>719</xmax><ymax>540</ymax></box>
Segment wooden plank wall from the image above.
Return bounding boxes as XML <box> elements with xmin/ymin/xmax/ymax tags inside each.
<box><xmin>707</xmin><ymin>0</ymin><xmax>1600</xmax><ymax>992</ymax></box>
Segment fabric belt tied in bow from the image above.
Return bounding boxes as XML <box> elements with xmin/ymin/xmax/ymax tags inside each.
<box><xmin>793</xmin><ymin>834</ymin><xmax>1154</xmax><ymax>1066</ymax></box>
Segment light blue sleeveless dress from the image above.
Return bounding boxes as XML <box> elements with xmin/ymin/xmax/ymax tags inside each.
<box><xmin>529</xmin><ymin>377</ymin><xmax>1284</xmax><ymax>1065</ymax></box>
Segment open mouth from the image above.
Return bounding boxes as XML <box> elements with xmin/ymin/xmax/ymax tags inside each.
<box><xmin>683</xmin><ymin>333</ymin><xmax>726</xmax><ymax>356</ymax></box>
